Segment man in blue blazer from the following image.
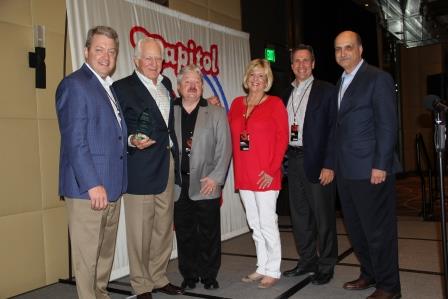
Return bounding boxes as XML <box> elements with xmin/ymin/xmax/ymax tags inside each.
<box><xmin>334</xmin><ymin>31</ymin><xmax>401</xmax><ymax>299</ymax></box>
<box><xmin>281</xmin><ymin>45</ymin><xmax>338</xmax><ymax>285</ymax></box>
<box><xmin>56</xmin><ymin>26</ymin><xmax>127</xmax><ymax>299</ymax></box>
<box><xmin>112</xmin><ymin>37</ymin><xmax>183</xmax><ymax>299</ymax></box>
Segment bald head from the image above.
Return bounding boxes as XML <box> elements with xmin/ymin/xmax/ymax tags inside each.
<box><xmin>334</xmin><ymin>31</ymin><xmax>363</xmax><ymax>73</ymax></box>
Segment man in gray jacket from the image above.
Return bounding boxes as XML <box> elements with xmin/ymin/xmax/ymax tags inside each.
<box><xmin>173</xmin><ymin>64</ymin><xmax>232</xmax><ymax>291</ymax></box>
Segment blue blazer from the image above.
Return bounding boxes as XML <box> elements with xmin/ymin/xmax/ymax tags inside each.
<box><xmin>56</xmin><ymin>64</ymin><xmax>128</xmax><ymax>201</ymax></box>
<box><xmin>335</xmin><ymin>62</ymin><xmax>399</xmax><ymax>180</ymax></box>
<box><xmin>112</xmin><ymin>72</ymin><xmax>180</xmax><ymax>195</ymax></box>
<box><xmin>282</xmin><ymin>80</ymin><xmax>337</xmax><ymax>183</ymax></box>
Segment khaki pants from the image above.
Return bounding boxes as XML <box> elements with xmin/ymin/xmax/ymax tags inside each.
<box><xmin>124</xmin><ymin>155</ymin><xmax>175</xmax><ymax>294</ymax></box>
<box><xmin>66</xmin><ymin>198</ymin><xmax>121</xmax><ymax>299</ymax></box>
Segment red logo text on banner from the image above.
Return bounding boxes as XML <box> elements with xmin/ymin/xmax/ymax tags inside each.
<box><xmin>130</xmin><ymin>26</ymin><xmax>219</xmax><ymax>76</ymax></box>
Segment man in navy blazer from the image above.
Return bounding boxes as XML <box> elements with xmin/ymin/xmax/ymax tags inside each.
<box><xmin>281</xmin><ymin>45</ymin><xmax>338</xmax><ymax>285</ymax></box>
<box><xmin>334</xmin><ymin>31</ymin><xmax>401</xmax><ymax>299</ymax></box>
<box><xmin>113</xmin><ymin>37</ymin><xmax>183</xmax><ymax>299</ymax></box>
<box><xmin>56</xmin><ymin>26</ymin><xmax>127</xmax><ymax>299</ymax></box>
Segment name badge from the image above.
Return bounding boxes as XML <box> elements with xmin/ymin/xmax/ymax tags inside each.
<box><xmin>290</xmin><ymin>124</ymin><xmax>299</xmax><ymax>141</ymax></box>
<box><xmin>240</xmin><ymin>131</ymin><xmax>250</xmax><ymax>151</ymax></box>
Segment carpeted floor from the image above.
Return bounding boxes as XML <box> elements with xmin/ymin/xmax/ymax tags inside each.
<box><xmin>11</xmin><ymin>176</ymin><xmax>447</xmax><ymax>299</ymax></box>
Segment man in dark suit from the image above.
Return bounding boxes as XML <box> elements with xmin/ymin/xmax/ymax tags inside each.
<box><xmin>56</xmin><ymin>26</ymin><xmax>127</xmax><ymax>299</ymax></box>
<box><xmin>112</xmin><ymin>37</ymin><xmax>183</xmax><ymax>299</ymax></box>
<box><xmin>334</xmin><ymin>31</ymin><xmax>401</xmax><ymax>299</ymax></box>
<box><xmin>281</xmin><ymin>45</ymin><xmax>338</xmax><ymax>285</ymax></box>
<box><xmin>173</xmin><ymin>64</ymin><xmax>231</xmax><ymax>290</ymax></box>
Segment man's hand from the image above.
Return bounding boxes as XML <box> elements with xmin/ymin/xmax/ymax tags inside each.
<box><xmin>371</xmin><ymin>168</ymin><xmax>387</xmax><ymax>184</ymax></box>
<box><xmin>88</xmin><ymin>185</ymin><xmax>108</xmax><ymax>210</ymax></box>
<box><xmin>200</xmin><ymin>177</ymin><xmax>218</xmax><ymax>196</ymax></box>
<box><xmin>257</xmin><ymin>171</ymin><xmax>273</xmax><ymax>189</ymax></box>
<box><xmin>207</xmin><ymin>96</ymin><xmax>221</xmax><ymax>107</ymax></box>
<box><xmin>319</xmin><ymin>168</ymin><xmax>334</xmax><ymax>186</ymax></box>
<box><xmin>131</xmin><ymin>134</ymin><xmax>156</xmax><ymax>149</ymax></box>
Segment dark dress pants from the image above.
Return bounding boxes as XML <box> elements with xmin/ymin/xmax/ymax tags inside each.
<box><xmin>337</xmin><ymin>174</ymin><xmax>401</xmax><ymax>293</ymax></box>
<box><xmin>174</xmin><ymin>196</ymin><xmax>221</xmax><ymax>281</ymax></box>
<box><xmin>287</xmin><ymin>149</ymin><xmax>338</xmax><ymax>273</ymax></box>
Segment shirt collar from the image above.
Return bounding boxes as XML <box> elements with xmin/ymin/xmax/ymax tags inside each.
<box><xmin>85</xmin><ymin>63</ymin><xmax>113</xmax><ymax>87</ymax></box>
<box><xmin>291</xmin><ymin>75</ymin><xmax>314</xmax><ymax>88</ymax></box>
<box><xmin>135</xmin><ymin>69</ymin><xmax>163</xmax><ymax>87</ymax></box>
<box><xmin>342</xmin><ymin>59</ymin><xmax>364</xmax><ymax>80</ymax></box>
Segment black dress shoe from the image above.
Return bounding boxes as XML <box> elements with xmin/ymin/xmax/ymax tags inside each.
<box><xmin>311</xmin><ymin>272</ymin><xmax>334</xmax><ymax>285</ymax></box>
<box><xmin>367</xmin><ymin>288</ymin><xmax>401</xmax><ymax>299</ymax></box>
<box><xmin>153</xmin><ymin>283</ymin><xmax>185</xmax><ymax>295</ymax></box>
<box><xmin>181</xmin><ymin>278</ymin><xmax>198</xmax><ymax>290</ymax></box>
<box><xmin>136</xmin><ymin>292</ymin><xmax>152</xmax><ymax>299</ymax></box>
<box><xmin>283</xmin><ymin>265</ymin><xmax>317</xmax><ymax>277</ymax></box>
<box><xmin>202</xmin><ymin>278</ymin><xmax>219</xmax><ymax>289</ymax></box>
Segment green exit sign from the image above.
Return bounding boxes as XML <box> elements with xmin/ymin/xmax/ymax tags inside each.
<box><xmin>265</xmin><ymin>48</ymin><xmax>276</xmax><ymax>63</ymax></box>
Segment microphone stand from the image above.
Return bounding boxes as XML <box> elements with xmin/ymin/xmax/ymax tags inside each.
<box><xmin>434</xmin><ymin>111</ymin><xmax>448</xmax><ymax>299</ymax></box>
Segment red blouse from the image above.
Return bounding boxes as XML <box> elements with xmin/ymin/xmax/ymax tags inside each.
<box><xmin>228</xmin><ymin>95</ymin><xmax>289</xmax><ymax>191</ymax></box>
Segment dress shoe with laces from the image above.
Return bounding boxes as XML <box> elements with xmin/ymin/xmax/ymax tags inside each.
<box><xmin>181</xmin><ymin>278</ymin><xmax>198</xmax><ymax>290</ymax></box>
<box><xmin>283</xmin><ymin>265</ymin><xmax>317</xmax><ymax>277</ymax></box>
<box><xmin>153</xmin><ymin>283</ymin><xmax>185</xmax><ymax>295</ymax></box>
<box><xmin>343</xmin><ymin>277</ymin><xmax>376</xmax><ymax>290</ymax></box>
<box><xmin>311</xmin><ymin>272</ymin><xmax>334</xmax><ymax>285</ymax></box>
<box><xmin>202</xmin><ymin>278</ymin><xmax>219</xmax><ymax>289</ymax></box>
<box><xmin>136</xmin><ymin>292</ymin><xmax>152</xmax><ymax>299</ymax></box>
<box><xmin>366</xmin><ymin>288</ymin><xmax>401</xmax><ymax>299</ymax></box>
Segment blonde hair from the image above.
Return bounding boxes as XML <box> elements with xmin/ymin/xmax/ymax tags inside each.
<box><xmin>242</xmin><ymin>58</ymin><xmax>273</xmax><ymax>92</ymax></box>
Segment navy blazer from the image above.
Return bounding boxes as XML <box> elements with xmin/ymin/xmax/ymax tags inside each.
<box><xmin>282</xmin><ymin>80</ymin><xmax>337</xmax><ymax>183</ymax></box>
<box><xmin>56</xmin><ymin>64</ymin><xmax>128</xmax><ymax>201</ymax></box>
<box><xmin>335</xmin><ymin>62</ymin><xmax>399</xmax><ymax>180</ymax></box>
<box><xmin>112</xmin><ymin>72</ymin><xmax>180</xmax><ymax>194</ymax></box>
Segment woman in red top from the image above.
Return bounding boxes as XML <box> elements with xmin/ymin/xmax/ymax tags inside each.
<box><xmin>228</xmin><ymin>59</ymin><xmax>288</xmax><ymax>288</ymax></box>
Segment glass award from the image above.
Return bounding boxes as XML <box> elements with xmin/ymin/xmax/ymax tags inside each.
<box><xmin>135</xmin><ymin>109</ymin><xmax>153</xmax><ymax>140</ymax></box>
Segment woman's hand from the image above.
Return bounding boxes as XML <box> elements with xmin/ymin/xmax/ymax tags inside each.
<box><xmin>257</xmin><ymin>171</ymin><xmax>273</xmax><ymax>189</ymax></box>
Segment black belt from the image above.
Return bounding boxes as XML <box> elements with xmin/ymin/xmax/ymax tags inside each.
<box><xmin>288</xmin><ymin>145</ymin><xmax>304</xmax><ymax>152</ymax></box>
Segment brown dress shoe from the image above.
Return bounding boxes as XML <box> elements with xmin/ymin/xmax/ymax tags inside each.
<box><xmin>367</xmin><ymin>288</ymin><xmax>401</xmax><ymax>299</ymax></box>
<box><xmin>153</xmin><ymin>283</ymin><xmax>185</xmax><ymax>295</ymax></box>
<box><xmin>136</xmin><ymin>292</ymin><xmax>152</xmax><ymax>299</ymax></box>
<box><xmin>343</xmin><ymin>277</ymin><xmax>376</xmax><ymax>290</ymax></box>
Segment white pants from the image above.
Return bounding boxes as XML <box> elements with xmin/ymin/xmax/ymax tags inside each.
<box><xmin>240</xmin><ymin>190</ymin><xmax>281</xmax><ymax>278</ymax></box>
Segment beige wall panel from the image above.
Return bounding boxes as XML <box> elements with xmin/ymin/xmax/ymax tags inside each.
<box><xmin>42</xmin><ymin>207</ymin><xmax>68</xmax><ymax>284</ymax></box>
<box><xmin>208</xmin><ymin>0</ymin><xmax>240</xmax><ymax>20</ymax></box>
<box><xmin>419</xmin><ymin>44</ymin><xmax>442</xmax><ymax>65</ymax></box>
<box><xmin>37</xmin><ymin>31</ymin><xmax>65</xmax><ymax>120</ymax></box>
<box><xmin>31</xmin><ymin>0</ymin><xmax>66</xmax><ymax>34</ymax></box>
<box><xmin>188</xmin><ymin>0</ymin><xmax>208</xmax><ymax>7</ymax></box>
<box><xmin>208</xmin><ymin>10</ymin><xmax>240</xmax><ymax>30</ymax></box>
<box><xmin>169</xmin><ymin>0</ymin><xmax>209</xmax><ymax>21</ymax></box>
<box><xmin>39</xmin><ymin>119</ymin><xmax>62</xmax><ymax>209</ymax></box>
<box><xmin>0</xmin><ymin>0</ymin><xmax>31</xmax><ymax>26</ymax></box>
<box><xmin>0</xmin><ymin>22</ymin><xmax>37</xmax><ymax>118</ymax></box>
<box><xmin>0</xmin><ymin>119</ymin><xmax>42</xmax><ymax>217</ymax></box>
<box><xmin>0</xmin><ymin>212</ymin><xmax>45</xmax><ymax>298</ymax></box>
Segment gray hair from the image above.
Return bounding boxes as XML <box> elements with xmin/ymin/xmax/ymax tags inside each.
<box><xmin>177</xmin><ymin>64</ymin><xmax>203</xmax><ymax>85</ymax></box>
<box><xmin>134</xmin><ymin>37</ymin><xmax>164</xmax><ymax>58</ymax></box>
<box><xmin>85</xmin><ymin>26</ymin><xmax>119</xmax><ymax>50</ymax></box>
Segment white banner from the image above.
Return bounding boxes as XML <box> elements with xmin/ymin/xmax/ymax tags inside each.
<box><xmin>66</xmin><ymin>0</ymin><xmax>250</xmax><ymax>280</ymax></box>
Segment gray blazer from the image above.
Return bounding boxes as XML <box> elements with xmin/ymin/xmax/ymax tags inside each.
<box><xmin>174</xmin><ymin>98</ymin><xmax>232</xmax><ymax>201</ymax></box>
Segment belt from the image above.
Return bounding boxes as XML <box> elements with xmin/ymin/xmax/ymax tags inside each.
<box><xmin>288</xmin><ymin>145</ymin><xmax>304</xmax><ymax>152</ymax></box>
